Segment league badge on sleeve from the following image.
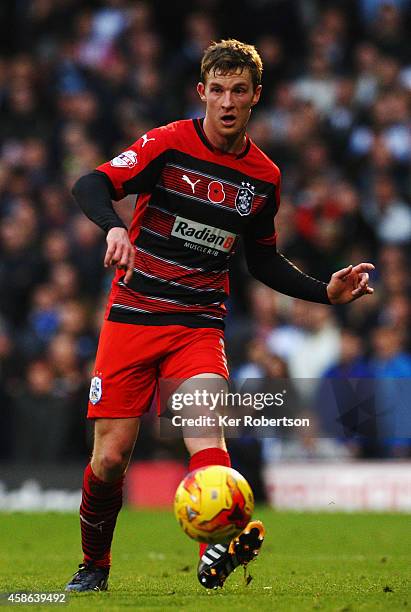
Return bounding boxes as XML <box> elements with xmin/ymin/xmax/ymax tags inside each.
<box><xmin>110</xmin><ymin>150</ymin><xmax>138</xmax><ymax>168</ymax></box>
<box><xmin>89</xmin><ymin>376</ymin><xmax>102</xmax><ymax>405</ymax></box>
<box><xmin>235</xmin><ymin>182</ymin><xmax>255</xmax><ymax>216</ymax></box>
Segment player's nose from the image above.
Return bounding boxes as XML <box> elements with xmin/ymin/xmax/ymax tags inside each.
<box><xmin>221</xmin><ymin>91</ymin><xmax>234</xmax><ymax>109</ymax></box>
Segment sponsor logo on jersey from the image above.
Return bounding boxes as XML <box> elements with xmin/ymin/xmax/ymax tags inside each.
<box><xmin>110</xmin><ymin>150</ymin><xmax>138</xmax><ymax>168</ymax></box>
<box><xmin>89</xmin><ymin>376</ymin><xmax>102</xmax><ymax>404</ymax></box>
<box><xmin>235</xmin><ymin>181</ymin><xmax>254</xmax><ymax>215</ymax></box>
<box><xmin>171</xmin><ymin>216</ymin><xmax>236</xmax><ymax>253</ymax></box>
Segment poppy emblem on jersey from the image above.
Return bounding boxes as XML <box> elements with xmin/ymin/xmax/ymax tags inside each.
<box><xmin>207</xmin><ymin>180</ymin><xmax>226</xmax><ymax>204</ymax></box>
<box><xmin>110</xmin><ymin>150</ymin><xmax>138</xmax><ymax>168</ymax></box>
<box><xmin>235</xmin><ymin>182</ymin><xmax>255</xmax><ymax>216</ymax></box>
<box><xmin>89</xmin><ymin>376</ymin><xmax>102</xmax><ymax>404</ymax></box>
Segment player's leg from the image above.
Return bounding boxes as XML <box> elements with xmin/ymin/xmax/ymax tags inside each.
<box><xmin>181</xmin><ymin>374</ymin><xmax>229</xmax><ymax>456</ymax></box>
<box><xmin>66</xmin><ymin>417</ymin><xmax>140</xmax><ymax>592</ymax></box>
<box><xmin>160</xmin><ymin>327</ymin><xmax>265</xmax><ymax>588</ymax></box>
<box><xmin>91</xmin><ymin>416</ymin><xmax>140</xmax><ymax>481</ymax></box>
<box><xmin>186</xmin><ymin>446</ymin><xmax>232</xmax><ymax>566</ymax></box>
<box><xmin>181</xmin><ymin>373</ymin><xmax>232</xmax><ymax>559</ymax></box>
<box><xmin>160</xmin><ymin>332</ymin><xmax>232</xmax><ymax>551</ymax></box>
<box><xmin>66</xmin><ymin>320</ymin><xmax>158</xmax><ymax>592</ymax></box>
<box><xmin>168</xmin><ymin>371</ymin><xmax>231</xmax><ymax>496</ymax></box>
<box><xmin>81</xmin><ymin>417</ymin><xmax>140</xmax><ymax>565</ymax></box>
<box><xmin>159</xmin><ymin>328</ymin><xmax>231</xmax><ymax>481</ymax></box>
<box><xmin>181</xmin><ymin>383</ymin><xmax>265</xmax><ymax>590</ymax></box>
<box><xmin>179</xmin><ymin>372</ymin><xmax>264</xmax><ymax>589</ymax></box>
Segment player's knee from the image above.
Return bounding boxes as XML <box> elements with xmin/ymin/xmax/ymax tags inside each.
<box><xmin>95</xmin><ymin>449</ymin><xmax>129</xmax><ymax>479</ymax></box>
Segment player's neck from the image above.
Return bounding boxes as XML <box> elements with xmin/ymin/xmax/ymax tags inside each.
<box><xmin>202</xmin><ymin>117</ymin><xmax>247</xmax><ymax>155</ymax></box>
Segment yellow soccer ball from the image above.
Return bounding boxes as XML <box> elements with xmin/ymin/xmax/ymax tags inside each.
<box><xmin>174</xmin><ymin>465</ymin><xmax>254</xmax><ymax>544</ymax></box>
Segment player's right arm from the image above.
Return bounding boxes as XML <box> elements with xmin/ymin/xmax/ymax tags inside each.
<box><xmin>72</xmin><ymin>127</ymin><xmax>169</xmax><ymax>283</ymax></box>
<box><xmin>72</xmin><ymin>172</ymin><xmax>134</xmax><ymax>282</ymax></box>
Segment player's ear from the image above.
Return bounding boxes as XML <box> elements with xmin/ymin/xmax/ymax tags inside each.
<box><xmin>251</xmin><ymin>84</ymin><xmax>262</xmax><ymax>107</ymax></box>
<box><xmin>197</xmin><ymin>82</ymin><xmax>207</xmax><ymax>102</ymax></box>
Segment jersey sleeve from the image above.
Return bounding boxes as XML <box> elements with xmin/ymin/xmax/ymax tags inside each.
<box><xmin>243</xmin><ymin>170</ymin><xmax>330</xmax><ymax>304</ymax></box>
<box><xmin>243</xmin><ymin>173</ymin><xmax>280</xmax><ymax>248</ymax></box>
<box><xmin>96</xmin><ymin>126</ymin><xmax>170</xmax><ymax>200</ymax></box>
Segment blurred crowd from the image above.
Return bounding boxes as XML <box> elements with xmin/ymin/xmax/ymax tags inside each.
<box><xmin>0</xmin><ymin>0</ymin><xmax>411</xmax><ymax>468</ymax></box>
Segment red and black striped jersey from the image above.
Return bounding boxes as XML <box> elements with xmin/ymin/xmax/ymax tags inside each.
<box><xmin>97</xmin><ymin>118</ymin><xmax>281</xmax><ymax>329</ymax></box>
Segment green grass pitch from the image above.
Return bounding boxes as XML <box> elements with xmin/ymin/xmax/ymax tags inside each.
<box><xmin>0</xmin><ymin>508</ymin><xmax>409</xmax><ymax>611</ymax></box>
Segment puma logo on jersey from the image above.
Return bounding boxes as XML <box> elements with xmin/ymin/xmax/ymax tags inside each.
<box><xmin>141</xmin><ymin>134</ymin><xmax>156</xmax><ymax>147</ymax></box>
<box><xmin>182</xmin><ymin>175</ymin><xmax>201</xmax><ymax>193</ymax></box>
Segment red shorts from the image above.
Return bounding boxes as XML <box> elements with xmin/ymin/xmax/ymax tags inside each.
<box><xmin>87</xmin><ymin>321</ymin><xmax>229</xmax><ymax>418</ymax></box>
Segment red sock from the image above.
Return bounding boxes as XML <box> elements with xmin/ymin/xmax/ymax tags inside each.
<box><xmin>188</xmin><ymin>448</ymin><xmax>231</xmax><ymax>557</ymax></box>
<box><xmin>80</xmin><ymin>463</ymin><xmax>124</xmax><ymax>568</ymax></box>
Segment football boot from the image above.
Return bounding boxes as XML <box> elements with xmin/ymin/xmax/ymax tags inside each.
<box><xmin>197</xmin><ymin>520</ymin><xmax>265</xmax><ymax>589</ymax></box>
<box><xmin>65</xmin><ymin>563</ymin><xmax>109</xmax><ymax>592</ymax></box>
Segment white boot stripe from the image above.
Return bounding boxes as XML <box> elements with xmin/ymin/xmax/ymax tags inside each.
<box><xmin>208</xmin><ymin>549</ymin><xmax>221</xmax><ymax>559</ymax></box>
<box><xmin>201</xmin><ymin>555</ymin><xmax>213</xmax><ymax>565</ymax></box>
<box><xmin>215</xmin><ymin>544</ymin><xmax>227</xmax><ymax>552</ymax></box>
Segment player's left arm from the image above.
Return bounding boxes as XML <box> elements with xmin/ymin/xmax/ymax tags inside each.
<box><xmin>243</xmin><ymin>178</ymin><xmax>374</xmax><ymax>305</ymax></box>
<box><xmin>245</xmin><ymin>243</ymin><xmax>374</xmax><ymax>304</ymax></box>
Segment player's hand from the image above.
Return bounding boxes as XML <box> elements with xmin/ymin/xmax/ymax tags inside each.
<box><xmin>104</xmin><ymin>227</ymin><xmax>135</xmax><ymax>284</ymax></box>
<box><xmin>327</xmin><ymin>263</ymin><xmax>375</xmax><ymax>304</ymax></box>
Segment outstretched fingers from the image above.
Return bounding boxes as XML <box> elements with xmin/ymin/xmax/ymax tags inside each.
<box><xmin>352</xmin><ymin>284</ymin><xmax>374</xmax><ymax>297</ymax></box>
<box><xmin>328</xmin><ymin>261</ymin><xmax>375</xmax><ymax>303</ymax></box>
<box><xmin>333</xmin><ymin>264</ymin><xmax>353</xmax><ymax>280</ymax></box>
<box><xmin>351</xmin><ymin>271</ymin><xmax>374</xmax><ymax>297</ymax></box>
<box><xmin>359</xmin><ymin>272</ymin><xmax>369</xmax><ymax>287</ymax></box>
<box><xmin>351</xmin><ymin>262</ymin><xmax>375</xmax><ymax>274</ymax></box>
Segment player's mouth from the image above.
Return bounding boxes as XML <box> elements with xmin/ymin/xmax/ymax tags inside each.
<box><xmin>220</xmin><ymin>114</ymin><xmax>236</xmax><ymax>127</ymax></box>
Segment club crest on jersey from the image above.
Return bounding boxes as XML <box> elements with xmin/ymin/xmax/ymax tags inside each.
<box><xmin>110</xmin><ymin>150</ymin><xmax>138</xmax><ymax>168</ymax></box>
<box><xmin>89</xmin><ymin>376</ymin><xmax>102</xmax><ymax>405</ymax></box>
<box><xmin>235</xmin><ymin>182</ymin><xmax>255</xmax><ymax>216</ymax></box>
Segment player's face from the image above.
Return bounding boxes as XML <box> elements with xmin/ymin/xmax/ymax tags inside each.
<box><xmin>197</xmin><ymin>68</ymin><xmax>261</xmax><ymax>144</ymax></box>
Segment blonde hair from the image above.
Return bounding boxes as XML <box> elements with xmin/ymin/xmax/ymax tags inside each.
<box><xmin>200</xmin><ymin>39</ymin><xmax>263</xmax><ymax>90</ymax></box>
